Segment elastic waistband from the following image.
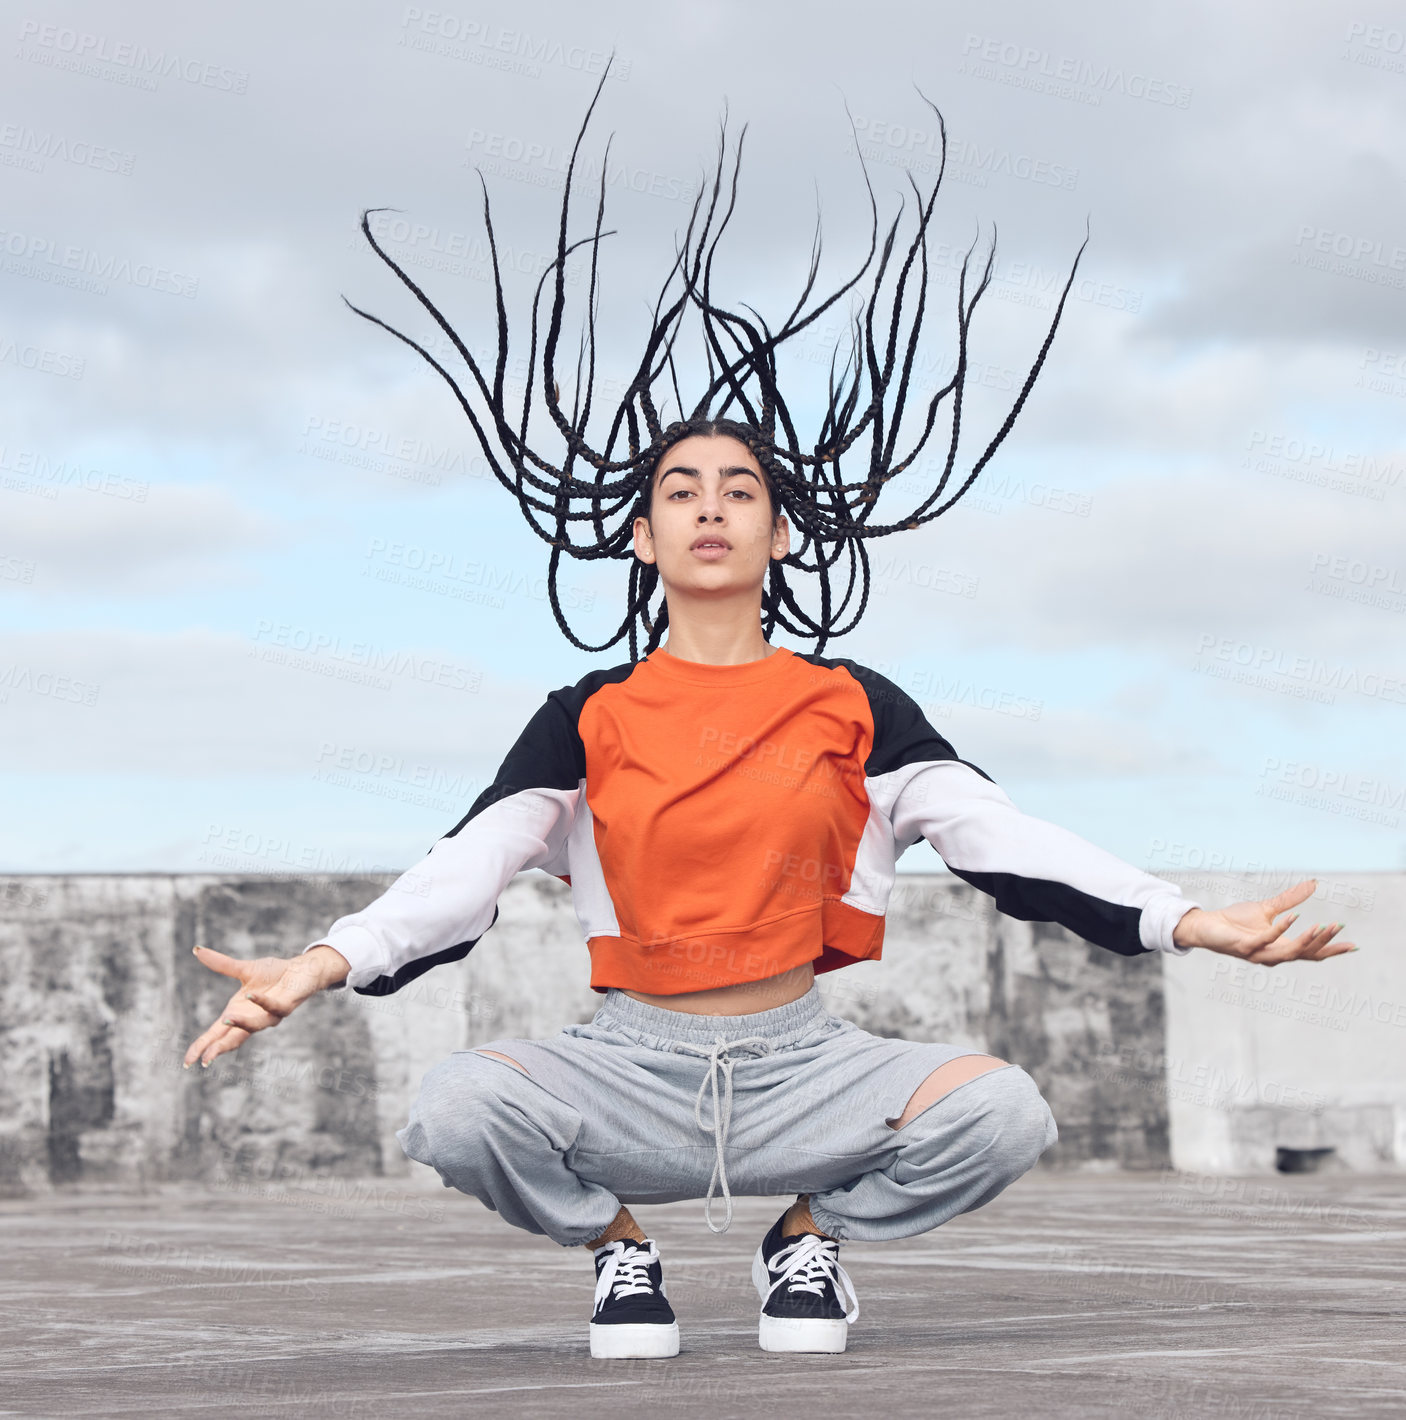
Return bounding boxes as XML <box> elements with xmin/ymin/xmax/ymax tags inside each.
<box><xmin>594</xmin><ymin>984</ymin><xmax>831</xmax><ymax>1050</ymax></box>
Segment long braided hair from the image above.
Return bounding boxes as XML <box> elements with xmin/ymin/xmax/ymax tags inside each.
<box><xmin>344</xmin><ymin>61</ymin><xmax>1089</xmax><ymax>659</ymax></box>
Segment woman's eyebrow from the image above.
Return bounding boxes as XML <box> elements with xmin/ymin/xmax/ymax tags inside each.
<box><xmin>658</xmin><ymin>465</ymin><xmax>762</xmax><ymax>484</ymax></box>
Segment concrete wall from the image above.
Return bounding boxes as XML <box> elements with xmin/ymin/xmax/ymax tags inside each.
<box><xmin>0</xmin><ymin>871</ymin><xmax>1178</xmax><ymax>1195</ymax></box>
<box><xmin>3</xmin><ymin>869</ymin><xmax>1399</xmax><ymax>1195</ymax></box>
<box><xmin>1158</xmin><ymin>870</ymin><xmax>1406</xmax><ymax>1174</ymax></box>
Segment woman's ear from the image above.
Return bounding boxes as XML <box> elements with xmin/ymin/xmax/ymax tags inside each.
<box><xmin>632</xmin><ymin>514</ymin><xmax>657</xmax><ymax>564</ymax></box>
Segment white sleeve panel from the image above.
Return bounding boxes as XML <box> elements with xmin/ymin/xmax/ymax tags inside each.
<box><xmin>886</xmin><ymin>759</ymin><xmax>1200</xmax><ymax>955</ymax></box>
<box><xmin>303</xmin><ymin>785</ymin><xmax>581</xmax><ymax>991</ymax></box>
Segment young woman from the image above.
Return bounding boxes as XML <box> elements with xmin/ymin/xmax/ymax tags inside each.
<box><xmin>183</xmin><ymin>73</ymin><xmax>1355</xmax><ymax>1360</ymax></box>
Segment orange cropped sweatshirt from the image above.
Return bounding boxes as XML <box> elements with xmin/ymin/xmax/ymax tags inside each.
<box><xmin>309</xmin><ymin>645</ymin><xmax>1201</xmax><ymax>996</ymax></box>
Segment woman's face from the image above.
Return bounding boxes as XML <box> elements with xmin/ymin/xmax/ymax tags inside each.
<box><xmin>632</xmin><ymin>434</ymin><xmax>790</xmax><ymax>595</ymax></box>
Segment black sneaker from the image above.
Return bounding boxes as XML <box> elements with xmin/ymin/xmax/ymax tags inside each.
<box><xmin>589</xmin><ymin>1238</ymin><xmax>680</xmax><ymax>1359</ymax></box>
<box><xmin>751</xmin><ymin>1209</ymin><xmax>860</xmax><ymax>1353</ymax></box>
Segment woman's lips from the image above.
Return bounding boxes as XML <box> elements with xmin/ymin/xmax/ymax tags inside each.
<box><xmin>691</xmin><ymin>542</ymin><xmax>730</xmax><ymax>559</ymax></box>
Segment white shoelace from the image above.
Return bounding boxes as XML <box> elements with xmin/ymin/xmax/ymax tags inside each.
<box><xmin>670</xmin><ymin>1034</ymin><xmax>774</xmax><ymax>1234</ymax></box>
<box><xmin>763</xmin><ymin>1233</ymin><xmax>860</xmax><ymax>1323</ymax></box>
<box><xmin>593</xmin><ymin>1238</ymin><xmax>663</xmax><ymax>1317</ymax></box>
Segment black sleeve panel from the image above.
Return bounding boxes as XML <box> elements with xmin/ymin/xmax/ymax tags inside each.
<box><xmin>944</xmin><ymin>866</ymin><xmax>1149</xmax><ymax>957</ymax></box>
<box><xmin>793</xmin><ymin>651</ymin><xmax>992</xmax><ymax>781</ymax></box>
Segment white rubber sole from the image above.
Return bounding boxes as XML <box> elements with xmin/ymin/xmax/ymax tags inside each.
<box><xmin>758</xmin><ymin>1312</ymin><xmax>848</xmax><ymax>1353</ymax></box>
<box><xmin>588</xmin><ymin>1321</ymin><xmax>680</xmax><ymax>1359</ymax></box>
<box><xmin>751</xmin><ymin>1246</ymin><xmax>850</xmax><ymax>1354</ymax></box>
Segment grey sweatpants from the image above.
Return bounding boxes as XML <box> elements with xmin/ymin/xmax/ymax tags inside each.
<box><xmin>397</xmin><ymin>984</ymin><xmax>1057</xmax><ymax>1247</ymax></box>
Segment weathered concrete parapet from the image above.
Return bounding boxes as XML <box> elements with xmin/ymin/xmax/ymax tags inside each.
<box><xmin>4</xmin><ymin>869</ymin><xmax>1399</xmax><ymax>1194</ymax></box>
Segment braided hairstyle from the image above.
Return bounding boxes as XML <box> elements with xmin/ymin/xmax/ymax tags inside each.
<box><xmin>343</xmin><ymin>60</ymin><xmax>1090</xmax><ymax>660</ymax></box>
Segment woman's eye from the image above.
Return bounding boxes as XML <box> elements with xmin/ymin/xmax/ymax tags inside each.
<box><xmin>666</xmin><ymin>486</ymin><xmax>752</xmax><ymax>499</ymax></box>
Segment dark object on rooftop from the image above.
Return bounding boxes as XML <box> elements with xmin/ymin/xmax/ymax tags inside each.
<box><xmin>1275</xmin><ymin>1146</ymin><xmax>1336</xmax><ymax>1174</ymax></box>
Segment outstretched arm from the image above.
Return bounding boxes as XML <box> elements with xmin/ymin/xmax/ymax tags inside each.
<box><xmin>302</xmin><ymin>782</ymin><xmax>580</xmax><ymax>995</ymax></box>
<box><xmin>303</xmin><ymin>688</ymin><xmax>588</xmax><ymax>996</ymax></box>
<box><xmin>885</xmin><ymin>758</ymin><xmax>1203</xmax><ymax>957</ymax></box>
<box><xmin>849</xmin><ymin>661</ymin><xmax>1356</xmax><ymax>966</ymax></box>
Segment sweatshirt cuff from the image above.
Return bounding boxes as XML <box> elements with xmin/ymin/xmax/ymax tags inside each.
<box><xmin>1139</xmin><ymin>895</ymin><xmax>1202</xmax><ymax>956</ymax></box>
<box><xmin>302</xmin><ymin>924</ymin><xmax>388</xmax><ymax>992</ymax></box>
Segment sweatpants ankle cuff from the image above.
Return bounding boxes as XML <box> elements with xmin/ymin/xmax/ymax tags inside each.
<box><xmin>562</xmin><ymin>1218</ymin><xmax>626</xmax><ymax>1249</ymax></box>
<box><xmin>804</xmin><ymin>1203</ymin><xmax>849</xmax><ymax>1241</ymax></box>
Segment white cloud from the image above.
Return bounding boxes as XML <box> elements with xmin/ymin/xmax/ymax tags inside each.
<box><xmin>0</xmin><ymin>627</ymin><xmax>543</xmax><ymax>777</ymax></box>
<box><xmin>2</xmin><ymin>483</ymin><xmax>279</xmax><ymax>592</ymax></box>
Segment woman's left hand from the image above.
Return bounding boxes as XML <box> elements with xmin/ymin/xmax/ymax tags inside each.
<box><xmin>1170</xmin><ymin>877</ymin><xmax>1356</xmax><ymax>964</ymax></box>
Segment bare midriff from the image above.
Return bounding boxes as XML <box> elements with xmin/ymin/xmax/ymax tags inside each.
<box><xmin>620</xmin><ymin>962</ymin><xmax>816</xmax><ymax>1016</ymax></box>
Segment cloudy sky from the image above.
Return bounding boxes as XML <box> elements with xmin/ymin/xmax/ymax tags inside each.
<box><xmin>2</xmin><ymin>0</ymin><xmax>1402</xmax><ymax>885</ymax></box>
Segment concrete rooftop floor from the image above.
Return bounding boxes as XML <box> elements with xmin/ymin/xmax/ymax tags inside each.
<box><xmin>1</xmin><ymin>1172</ymin><xmax>1403</xmax><ymax>1419</ymax></box>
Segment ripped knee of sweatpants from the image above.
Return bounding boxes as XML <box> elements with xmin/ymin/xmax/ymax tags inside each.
<box><xmin>896</xmin><ymin>1063</ymin><xmax>1058</xmax><ymax>1172</ymax></box>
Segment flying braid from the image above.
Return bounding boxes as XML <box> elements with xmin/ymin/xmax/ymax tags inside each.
<box><xmin>342</xmin><ymin>59</ymin><xmax>1090</xmax><ymax>659</ymax></box>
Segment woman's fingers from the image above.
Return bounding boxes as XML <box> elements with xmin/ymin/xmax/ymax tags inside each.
<box><xmin>182</xmin><ymin>957</ymin><xmax>321</xmax><ymax>1067</ymax></box>
<box><xmin>183</xmin><ymin>985</ymin><xmax>279</xmax><ymax>1068</ymax></box>
<box><xmin>1261</xmin><ymin>879</ymin><xmax>1317</xmax><ymax>917</ymax></box>
<box><xmin>183</xmin><ymin>1017</ymin><xmax>250</xmax><ymax>1067</ymax></box>
<box><xmin>1256</xmin><ymin>911</ymin><xmax>1300</xmax><ymax>947</ymax></box>
<box><xmin>200</xmin><ymin>1023</ymin><xmax>251</xmax><ymax>1066</ymax></box>
<box><xmin>1216</xmin><ymin>910</ymin><xmax>1297</xmax><ymax>955</ymax></box>
<box><xmin>183</xmin><ymin>1019</ymin><xmax>226</xmax><ymax>1067</ymax></box>
<box><xmin>1249</xmin><ymin>920</ymin><xmax>1352</xmax><ymax>965</ymax></box>
<box><xmin>243</xmin><ymin>988</ymin><xmax>293</xmax><ymax>1021</ymax></box>
<box><xmin>190</xmin><ymin>944</ymin><xmax>250</xmax><ymax>982</ymax></box>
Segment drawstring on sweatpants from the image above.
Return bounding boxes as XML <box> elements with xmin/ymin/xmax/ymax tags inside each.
<box><xmin>670</xmin><ymin>1034</ymin><xmax>773</xmax><ymax>1233</ymax></box>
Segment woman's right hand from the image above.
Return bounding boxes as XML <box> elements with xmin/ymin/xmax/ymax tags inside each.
<box><xmin>183</xmin><ymin>944</ymin><xmax>351</xmax><ymax>1068</ymax></box>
